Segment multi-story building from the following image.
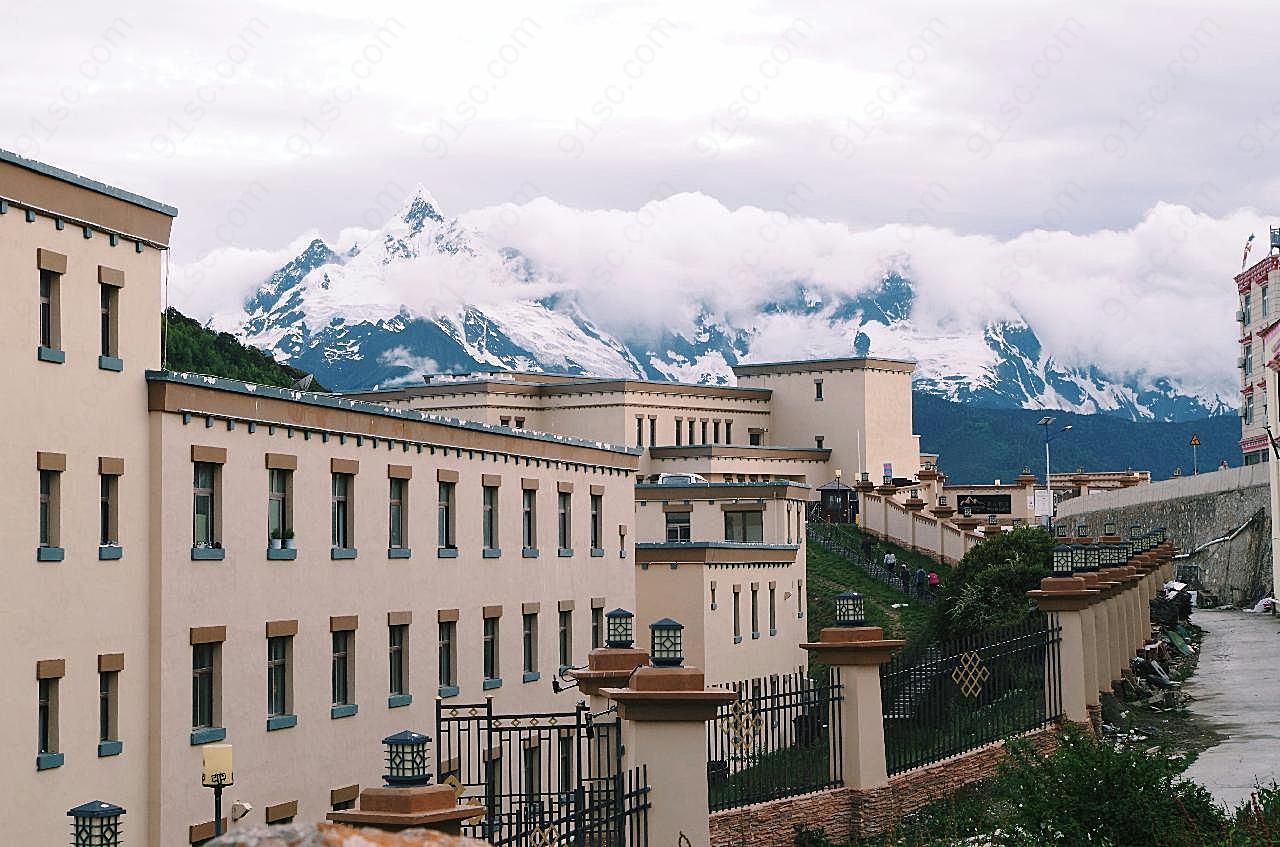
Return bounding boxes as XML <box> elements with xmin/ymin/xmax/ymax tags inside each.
<box><xmin>1237</xmin><ymin>233</ymin><xmax>1280</xmax><ymax>465</ymax></box>
<box><xmin>0</xmin><ymin>150</ymin><xmax>642</xmax><ymax>846</ymax></box>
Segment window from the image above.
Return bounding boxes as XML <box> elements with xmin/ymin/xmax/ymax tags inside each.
<box><xmin>39</xmin><ymin>469</ymin><xmax>60</xmax><ymax>548</ymax></box>
<box><xmin>1244</xmin><ymin>292</ymin><xmax>1253</xmax><ymax>325</ymax></box>
<box><xmin>769</xmin><ymin>585</ymin><xmax>776</xmax><ymax>633</ymax></box>
<box><xmin>724</xmin><ymin>510</ymin><xmax>764</xmax><ymax>542</ymax></box>
<box><xmin>438</xmin><ymin>621</ymin><xmax>457</xmax><ymax>688</ymax></box>
<box><xmin>437</xmin><ymin>481</ymin><xmax>456</xmax><ymax>549</ymax></box>
<box><xmin>590</xmin><ymin>494</ymin><xmax>602</xmax><ymax>550</ymax></box>
<box><xmin>665</xmin><ymin>511</ymin><xmax>691</xmax><ymax>542</ymax></box>
<box><xmin>192</xmin><ymin>644</ymin><xmax>217</xmax><ymax>729</ymax></box>
<box><xmin>649</xmin><ymin>417</ymin><xmax>657</xmax><ymax>446</ymax></box>
<box><xmin>267</xmin><ymin>636</ymin><xmax>291</xmax><ymax>718</ymax></box>
<box><xmin>331</xmin><ymin>631</ymin><xmax>353</xmax><ymax>706</ymax></box>
<box><xmin>331</xmin><ymin>473</ymin><xmax>353</xmax><ymax>549</ymax></box>
<box><xmin>749</xmin><ymin>431</ymin><xmax>762</xmax><ymax>446</ymax></box>
<box><xmin>522</xmin><ymin>490</ymin><xmax>537</xmax><ymax>549</ymax></box>
<box><xmin>389</xmin><ymin>478</ymin><xmax>406</xmax><ymax>549</ymax></box>
<box><xmin>751</xmin><ymin>586</ymin><xmax>759</xmax><ymax>638</ymax></box>
<box><xmin>522</xmin><ymin>613</ymin><xmax>538</xmax><ymax>675</ymax></box>
<box><xmin>484</xmin><ymin>616</ymin><xmax>500</xmax><ymax>682</ymax></box>
<box><xmin>193</xmin><ymin>463</ymin><xmax>217</xmax><ymax>547</ymax></box>
<box><xmin>559</xmin><ymin>610</ymin><xmax>573</xmax><ymax>668</ymax></box>
<box><xmin>675</xmin><ymin>419</ymin><xmax>683</xmax><ymax>446</ymax></box>
<box><xmin>725</xmin><ymin>421</ymin><xmax>733</xmax><ymax>444</ymax></box>
<box><xmin>1246</xmin><ymin>393</ymin><xmax>1255</xmax><ymax>426</ymax></box>
<box><xmin>558</xmin><ymin>491</ymin><xmax>572</xmax><ymax>550</ymax></box>
<box><xmin>99</xmin><ymin>670</ymin><xmax>118</xmax><ymax>743</ymax></box>
<box><xmin>39</xmin><ymin>269</ymin><xmax>60</xmax><ymax>352</ymax></box>
<box><xmin>635</xmin><ymin>416</ymin><xmax>644</xmax><ymax>447</ymax></box>
<box><xmin>591</xmin><ymin>606</ymin><xmax>603</xmax><ymax>649</ymax></box>
<box><xmin>268</xmin><ymin>469</ymin><xmax>291</xmax><ymax>545</ymax></box>
<box><xmin>701</xmin><ymin>420</ymin><xmax>708</xmax><ymax>444</ymax></box>
<box><xmin>39</xmin><ymin>678</ymin><xmax>58</xmax><ymax>755</ymax></box>
<box><xmin>558</xmin><ymin>735</ymin><xmax>574</xmax><ymax>791</ymax></box>
<box><xmin>522</xmin><ymin>746</ymin><xmax>542</xmax><ymax>802</ymax></box>
<box><xmin>500</xmin><ymin>416</ymin><xmax>511</xmax><ymax>427</ymax></box>
<box><xmin>797</xmin><ymin>580</ymin><xmax>804</xmax><ymax>617</ymax></box>
<box><xmin>1245</xmin><ymin>344</ymin><xmax>1254</xmax><ymax>377</ymax></box>
<box><xmin>1266</xmin><ymin>284</ymin><xmax>1272</xmax><ymax>318</ymax></box>
<box><xmin>713</xmin><ymin>420</ymin><xmax>721</xmax><ymax>443</ymax></box>
<box><xmin>514</xmin><ymin>417</ymin><xmax>525</xmax><ymax>429</ymax></box>
<box><xmin>687</xmin><ymin>419</ymin><xmax>695</xmax><ymax>444</ymax></box>
<box><xmin>483</xmin><ymin>485</ymin><xmax>499</xmax><ymax>549</ymax></box>
<box><xmin>100</xmin><ymin>284</ymin><xmax>118</xmax><ymax>358</ymax></box>
<box><xmin>733</xmin><ymin>589</ymin><xmax>741</xmax><ymax>641</ymax></box>
<box><xmin>815</xmin><ymin>435</ymin><xmax>825</xmax><ymax>449</ymax></box>
<box><xmin>711</xmin><ymin>583</ymin><xmax>717</xmax><ymax>609</ymax></box>
<box><xmin>814</xmin><ymin>379</ymin><xmax>824</xmax><ymax>401</ymax></box>
<box><xmin>388</xmin><ymin>624</ymin><xmax>407</xmax><ymax>696</ymax></box>
<box><xmin>91</xmin><ymin>474</ymin><xmax>116</xmax><ymax>549</ymax></box>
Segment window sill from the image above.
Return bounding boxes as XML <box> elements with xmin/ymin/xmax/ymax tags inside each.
<box><xmin>330</xmin><ymin>704</ymin><xmax>358</xmax><ymax>719</ymax></box>
<box><xmin>97</xmin><ymin>740</ymin><xmax>123</xmax><ymax>757</ymax></box>
<box><xmin>98</xmin><ymin>545</ymin><xmax>123</xmax><ymax>560</ymax></box>
<box><xmin>797</xmin><ymin>612</ymin><xmax>804</xmax><ymax>619</ymax></box>
<box><xmin>98</xmin><ymin>355</ymin><xmax>124</xmax><ymax>372</ymax></box>
<box><xmin>769</xmin><ymin>628</ymin><xmax>777</xmax><ymax>637</ymax></box>
<box><xmin>331</xmin><ymin>547</ymin><xmax>357</xmax><ymax>560</ymax></box>
<box><xmin>388</xmin><ymin>548</ymin><xmax>412</xmax><ymax>559</ymax></box>
<box><xmin>522</xmin><ymin>671</ymin><xmax>541</xmax><ymax>683</ymax></box>
<box><xmin>388</xmin><ymin>693</ymin><xmax>413</xmax><ymax>708</ymax></box>
<box><xmin>557</xmin><ymin>548</ymin><xmax>574</xmax><ymax>558</ymax></box>
<box><xmin>437</xmin><ymin>547</ymin><xmax>459</xmax><ymax>558</ymax></box>
<box><xmin>190</xmin><ymin>727</ymin><xmax>227</xmax><ymax>746</ymax></box>
<box><xmin>733</xmin><ymin>636</ymin><xmax>743</xmax><ymax>644</ymax></box>
<box><xmin>590</xmin><ymin>547</ymin><xmax>605</xmax><ymax>557</ymax></box>
<box><xmin>483</xmin><ymin>548</ymin><xmax>502</xmax><ymax>559</ymax></box>
<box><xmin>266</xmin><ymin>714</ymin><xmax>297</xmax><ymax>732</ymax></box>
<box><xmin>522</xmin><ymin>547</ymin><xmax>539</xmax><ymax>559</ymax></box>
<box><xmin>36</xmin><ymin>752</ymin><xmax>63</xmax><ymax>770</ymax></box>
<box><xmin>438</xmin><ymin>685</ymin><xmax>460</xmax><ymax>699</ymax></box>
<box><xmin>37</xmin><ymin>346</ymin><xmax>65</xmax><ymax>364</ymax></box>
<box><xmin>37</xmin><ymin>546</ymin><xmax>64</xmax><ymax>562</ymax></box>
<box><xmin>191</xmin><ymin>547</ymin><xmax>225</xmax><ymax>561</ymax></box>
<box><xmin>267</xmin><ymin>548</ymin><xmax>297</xmax><ymax>560</ymax></box>
<box><xmin>751</xmin><ymin>631</ymin><xmax>761</xmax><ymax>640</ymax></box>
<box><xmin>710</xmin><ymin>603</ymin><xmax>718</xmax><ymax>610</ymax></box>
<box><xmin>482</xmin><ymin>678</ymin><xmax>503</xmax><ymax>691</ymax></box>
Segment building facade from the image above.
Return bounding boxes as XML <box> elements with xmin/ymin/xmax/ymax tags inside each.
<box><xmin>1237</xmin><ymin>240</ymin><xmax>1280</xmax><ymax>465</ymax></box>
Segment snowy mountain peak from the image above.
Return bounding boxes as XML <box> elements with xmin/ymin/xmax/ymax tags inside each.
<box><xmin>231</xmin><ymin>189</ymin><xmax>1230</xmax><ymax>422</ymax></box>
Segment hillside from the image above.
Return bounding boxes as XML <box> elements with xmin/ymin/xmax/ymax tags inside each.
<box><xmin>913</xmin><ymin>392</ymin><xmax>1239</xmax><ymax>483</ymax></box>
<box><xmin>162</xmin><ymin>308</ymin><xmax>326</xmax><ymax>391</ymax></box>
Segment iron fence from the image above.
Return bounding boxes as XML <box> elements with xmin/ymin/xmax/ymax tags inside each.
<box><xmin>808</xmin><ymin>520</ymin><xmax>936</xmax><ymax>602</ymax></box>
<box><xmin>881</xmin><ymin>614</ymin><xmax>1062</xmax><ymax>776</ymax></box>
<box><xmin>706</xmin><ymin>667</ymin><xmax>843</xmax><ymax>812</ymax></box>
<box><xmin>436</xmin><ymin>698</ymin><xmax>649</xmax><ymax>846</ymax></box>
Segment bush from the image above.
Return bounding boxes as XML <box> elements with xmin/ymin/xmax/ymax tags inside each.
<box><xmin>926</xmin><ymin>527</ymin><xmax>1055</xmax><ymax>641</ymax></box>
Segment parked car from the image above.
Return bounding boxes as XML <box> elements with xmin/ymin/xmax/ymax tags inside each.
<box><xmin>654</xmin><ymin>472</ymin><xmax>709</xmax><ymax>485</ymax></box>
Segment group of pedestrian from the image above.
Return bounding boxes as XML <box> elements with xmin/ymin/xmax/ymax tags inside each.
<box><xmin>860</xmin><ymin>537</ymin><xmax>938</xmax><ymax>598</ymax></box>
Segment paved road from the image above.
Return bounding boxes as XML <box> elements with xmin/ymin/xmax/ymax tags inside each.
<box><xmin>1182</xmin><ymin>608</ymin><xmax>1280</xmax><ymax>809</ymax></box>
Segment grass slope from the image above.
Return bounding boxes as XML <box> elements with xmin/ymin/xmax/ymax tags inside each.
<box><xmin>161</xmin><ymin>308</ymin><xmax>327</xmax><ymax>391</ymax></box>
<box><xmin>806</xmin><ymin>534</ymin><xmax>932</xmax><ymax>648</ymax></box>
<box><xmin>913</xmin><ymin>392</ymin><xmax>1239</xmax><ymax>484</ymax></box>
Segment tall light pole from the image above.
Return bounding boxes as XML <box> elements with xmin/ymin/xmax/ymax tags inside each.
<box><xmin>1038</xmin><ymin>416</ymin><xmax>1073</xmax><ymax>527</ymax></box>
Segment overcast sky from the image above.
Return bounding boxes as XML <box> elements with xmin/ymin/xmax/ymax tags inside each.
<box><xmin>5</xmin><ymin>1</ymin><xmax>1278</xmax><ymax>394</ymax></box>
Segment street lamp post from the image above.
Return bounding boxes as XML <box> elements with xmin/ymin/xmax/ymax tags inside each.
<box><xmin>1038</xmin><ymin>416</ymin><xmax>1073</xmax><ymax>527</ymax></box>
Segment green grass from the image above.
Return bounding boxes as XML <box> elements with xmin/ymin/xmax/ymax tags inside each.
<box><xmin>708</xmin><ymin>737</ymin><xmax>833</xmax><ymax>811</ymax></box>
<box><xmin>807</xmin><ymin>542</ymin><xmax>930</xmax><ymax>648</ymax></box>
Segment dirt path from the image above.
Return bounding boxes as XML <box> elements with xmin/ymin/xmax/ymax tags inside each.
<box><xmin>1182</xmin><ymin>608</ymin><xmax>1280</xmax><ymax>808</ymax></box>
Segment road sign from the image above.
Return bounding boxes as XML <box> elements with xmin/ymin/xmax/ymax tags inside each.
<box><xmin>1189</xmin><ymin>434</ymin><xmax>1200</xmax><ymax>446</ymax></box>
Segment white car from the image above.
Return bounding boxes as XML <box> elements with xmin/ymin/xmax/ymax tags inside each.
<box><xmin>654</xmin><ymin>472</ymin><xmax>709</xmax><ymax>485</ymax></box>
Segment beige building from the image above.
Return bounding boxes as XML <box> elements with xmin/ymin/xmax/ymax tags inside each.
<box><xmin>1237</xmin><ymin>242</ymin><xmax>1280</xmax><ymax>465</ymax></box>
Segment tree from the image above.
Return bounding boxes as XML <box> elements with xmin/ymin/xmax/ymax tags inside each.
<box><xmin>926</xmin><ymin>526</ymin><xmax>1055</xmax><ymax>641</ymax></box>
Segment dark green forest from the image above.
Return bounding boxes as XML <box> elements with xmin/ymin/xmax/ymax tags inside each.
<box><xmin>161</xmin><ymin>308</ymin><xmax>326</xmax><ymax>391</ymax></box>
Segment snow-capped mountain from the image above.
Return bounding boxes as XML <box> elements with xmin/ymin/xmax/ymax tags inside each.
<box><xmin>232</xmin><ymin>188</ymin><xmax>1231</xmax><ymax>422</ymax></box>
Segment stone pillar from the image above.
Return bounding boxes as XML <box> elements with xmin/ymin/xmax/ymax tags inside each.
<box><xmin>572</xmin><ymin>646</ymin><xmax>650</xmax><ymax>783</ymax></box>
<box><xmin>1075</xmin><ymin>573</ymin><xmax>1101</xmax><ymax>707</ymax></box>
<box><xmin>326</xmin><ymin>785</ymin><xmax>475</xmax><ymax>834</ymax></box>
<box><xmin>1082</xmin><ymin>572</ymin><xmax>1111</xmax><ymax>696</ymax></box>
<box><xmin>1095</xmin><ymin>569</ymin><xmax>1125</xmax><ymax>686</ymax></box>
<box><xmin>603</xmin><ymin>665</ymin><xmax>735</xmax><ymax>847</ymax></box>
<box><xmin>1028</xmin><ymin>577</ymin><xmax>1098</xmax><ymax>723</ymax></box>
<box><xmin>801</xmin><ymin>626</ymin><xmax>904</xmax><ymax>789</ymax></box>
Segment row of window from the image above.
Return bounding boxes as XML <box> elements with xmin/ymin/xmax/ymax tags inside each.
<box><xmin>634</xmin><ymin>416</ymin><xmax>765</xmax><ymax>448</ymax></box>
<box><xmin>37</xmin><ymin>461</ymin><xmax>120</xmax><ymax>553</ymax></box>
<box><xmin>35</xmin><ymin>255</ymin><xmax>123</xmax><ymax>366</ymax></box>
<box><xmin>36</xmin><ymin>607</ymin><xmax>608</xmax><ymax>768</ymax></box>
<box><xmin>710</xmin><ymin>580</ymin><xmax>804</xmax><ymax>642</ymax></box>
<box><xmin>195</xmin><ymin>462</ymin><xmax>606</xmax><ymax>555</ymax></box>
<box><xmin>1240</xmin><ymin>284</ymin><xmax>1270</xmax><ymax>326</ymax></box>
<box><xmin>664</xmin><ymin>507</ymin><xmax>807</xmax><ymax>544</ymax></box>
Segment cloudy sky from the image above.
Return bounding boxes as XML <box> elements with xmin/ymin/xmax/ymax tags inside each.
<box><xmin>5</xmin><ymin>1</ymin><xmax>1278</xmax><ymax>395</ymax></box>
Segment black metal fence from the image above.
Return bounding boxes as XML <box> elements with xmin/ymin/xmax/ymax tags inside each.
<box><xmin>706</xmin><ymin>667</ymin><xmax>844</xmax><ymax>812</ymax></box>
<box><xmin>436</xmin><ymin>698</ymin><xmax>649</xmax><ymax>846</ymax></box>
<box><xmin>808</xmin><ymin>519</ymin><xmax>936</xmax><ymax>602</ymax></box>
<box><xmin>881</xmin><ymin>614</ymin><xmax>1062</xmax><ymax>776</ymax></box>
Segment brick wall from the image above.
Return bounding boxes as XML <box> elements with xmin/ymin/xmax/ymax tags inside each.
<box><xmin>708</xmin><ymin>728</ymin><xmax>1059</xmax><ymax>847</ymax></box>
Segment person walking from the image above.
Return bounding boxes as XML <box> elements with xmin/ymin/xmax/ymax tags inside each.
<box><xmin>927</xmin><ymin>570</ymin><xmax>939</xmax><ymax>588</ymax></box>
<box><xmin>861</xmin><ymin>536</ymin><xmax>874</xmax><ymax>563</ymax></box>
<box><xmin>915</xmin><ymin>567</ymin><xmax>928</xmax><ymax>598</ymax></box>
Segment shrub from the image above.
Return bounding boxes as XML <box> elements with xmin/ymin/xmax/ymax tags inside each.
<box><xmin>926</xmin><ymin>526</ymin><xmax>1054</xmax><ymax>641</ymax></box>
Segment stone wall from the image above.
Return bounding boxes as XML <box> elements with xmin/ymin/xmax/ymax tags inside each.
<box><xmin>1056</xmin><ymin>466</ymin><xmax>1272</xmax><ymax>604</ymax></box>
<box><xmin>708</xmin><ymin>729</ymin><xmax>1059</xmax><ymax>847</ymax></box>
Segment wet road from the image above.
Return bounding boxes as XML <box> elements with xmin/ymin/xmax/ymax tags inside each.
<box><xmin>1182</xmin><ymin>608</ymin><xmax>1280</xmax><ymax>809</ymax></box>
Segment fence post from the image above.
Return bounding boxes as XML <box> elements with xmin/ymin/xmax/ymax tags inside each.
<box><xmin>603</xmin><ymin>665</ymin><xmax>734</xmax><ymax>847</ymax></box>
<box><xmin>1093</xmin><ymin>563</ymin><xmax>1127</xmax><ymax>688</ymax></box>
<box><xmin>1028</xmin><ymin>576</ymin><xmax>1098</xmax><ymax>723</ymax></box>
<box><xmin>801</xmin><ymin>626</ymin><xmax>904</xmax><ymax>789</ymax></box>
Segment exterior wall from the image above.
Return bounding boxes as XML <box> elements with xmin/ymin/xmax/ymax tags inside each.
<box><xmin>149</xmin><ymin>382</ymin><xmax>639</xmax><ymax>845</ymax></box>
<box><xmin>0</xmin><ymin>169</ymin><xmax>171</xmax><ymax>846</ymax></box>
<box><xmin>944</xmin><ymin>482</ymin><xmax>1037</xmax><ymax>524</ymax></box>
<box><xmin>734</xmin><ymin>359</ymin><xmax>919</xmax><ymax>487</ymax></box>
<box><xmin>1237</xmin><ymin>258</ymin><xmax>1279</xmax><ymax>463</ymax></box>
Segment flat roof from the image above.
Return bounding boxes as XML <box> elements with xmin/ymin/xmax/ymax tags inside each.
<box><xmin>635</xmin><ymin>480</ymin><xmax>811</xmax><ymax>490</ymax></box>
<box><xmin>732</xmin><ymin>356</ymin><xmax>915</xmax><ymax>376</ymax></box>
<box><xmin>0</xmin><ymin>148</ymin><xmax>177</xmax><ymax>216</ymax></box>
<box><xmin>343</xmin><ymin>376</ymin><xmax>772</xmax><ymax>402</ymax></box>
<box><xmin>146</xmin><ymin>370</ymin><xmax>640</xmax><ymax>457</ymax></box>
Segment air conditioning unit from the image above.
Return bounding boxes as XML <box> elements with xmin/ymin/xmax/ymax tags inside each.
<box><xmin>1237</xmin><ymin>309</ymin><xmax>1247</xmax><ymax>322</ymax></box>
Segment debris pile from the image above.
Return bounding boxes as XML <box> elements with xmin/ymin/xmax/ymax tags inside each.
<box><xmin>1110</xmin><ymin>581</ymin><xmax>1202</xmax><ymax>713</ymax></box>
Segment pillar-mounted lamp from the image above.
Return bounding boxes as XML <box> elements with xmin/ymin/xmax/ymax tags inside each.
<box><xmin>938</xmin><ymin>495</ymin><xmax>948</xmax><ymax>507</ymax></box>
<box><xmin>986</xmin><ymin>513</ymin><xmax>998</xmax><ymax>526</ymax></box>
<box><xmin>834</xmin><ymin>591</ymin><xmax>866</xmax><ymax>626</ymax></box>
<box><xmin>1129</xmin><ymin>523</ymin><xmax>1143</xmax><ymax>540</ymax></box>
<box><xmin>68</xmin><ymin>801</ymin><xmax>124</xmax><ymax>847</ymax></box>
<box><xmin>1052</xmin><ymin>545</ymin><xmax>1073</xmax><ymax>576</ymax></box>
<box><xmin>882</xmin><ymin>473</ymin><xmax>893</xmax><ymax>486</ymax></box>
<box><xmin>383</xmin><ymin>730</ymin><xmax>433</xmax><ymax>787</ymax></box>
<box><xmin>910</xmin><ymin>488</ymin><xmax>920</xmax><ymax>499</ymax></box>
<box><xmin>1084</xmin><ymin>544</ymin><xmax>1102</xmax><ymax>572</ymax></box>
<box><xmin>604</xmin><ymin>608</ymin><xmax>635</xmax><ymax>649</ymax></box>
<box><xmin>860</xmin><ymin>471</ymin><xmax>870</xmax><ymax>483</ymax></box>
<box><xmin>1069</xmin><ymin>543</ymin><xmax>1086</xmax><ymax>572</ymax></box>
<box><xmin>1055</xmin><ymin>524</ymin><xmax>1068</xmax><ymax>538</ymax></box>
<box><xmin>648</xmin><ymin>618</ymin><xmax>685</xmax><ymax>667</ymax></box>
<box><xmin>1103</xmin><ymin>520</ymin><xmax>1117</xmax><ymax>537</ymax></box>
<box><xmin>1154</xmin><ymin>527</ymin><xmax>1167</xmax><ymax>544</ymax></box>
<box><xmin>1075</xmin><ymin>523</ymin><xmax>1089</xmax><ymax>538</ymax></box>
<box><xmin>963</xmin><ymin>505</ymin><xmax>973</xmax><ymax>517</ymax></box>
